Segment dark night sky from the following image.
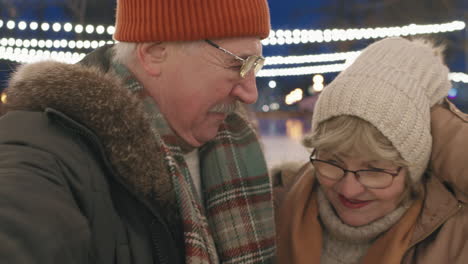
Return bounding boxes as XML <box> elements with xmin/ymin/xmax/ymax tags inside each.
<box><xmin>1</xmin><ymin>0</ymin><xmax>467</xmax><ymax>110</ymax></box>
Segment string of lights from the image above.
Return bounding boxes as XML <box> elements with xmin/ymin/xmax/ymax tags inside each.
<box><xmin>1</xmin><ymin>44</ymin><xmax>466</xmax><ymax>84</ymax></box>
<box><xmin>261</xmin><ymin>20</ymin><xmax>465</xmax><ymax>46</ymax></box>
<box><xmin>258</xmin><ymin>63</ymin><xmax>348</xmax><ymax>76</ymax></box>
<box><xmin>0</xmin><ymin>41</ymin><xmax>356</xmax><ymax>65</ymax></box>
<box><xmin>1</xmin><ymin>36</ymin><xmax>363</xmax><ymax>65</ymax></box>
<box><xmin>0</xmin><ymin>46</ymin><xmax>86</xmax><ymax>64</ymax></box>
<box><xmin>265</xmin><ymin>51</ymin><xmax>361</xmax><ymax>66</ymax></box>
<box><xmin>0</xmin><ymin>18</ymin><xmax>466</xmax><ymax>83</ymax></box>
<box><xmin>0</xmin><ymin>37</ymin><xmax>114</xmax><ymax>50</ymax></box>
<box><xmin>0</xmin><ymin>19</ymin><xmax>464</xmax><ymax>45</ymax></box>
<box><xmin>259</xmin><ymin>64</ymin><xmax>468</xmax><ymax>84</ymax></box>
<box><xmin>0</xmin><ymin>19</ymin><xmax>115</xmax><ymax>35</ymax></box>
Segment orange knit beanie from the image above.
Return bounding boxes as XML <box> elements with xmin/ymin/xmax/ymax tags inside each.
<box><xmin>114</xmin><ymin>0</ymin><xmax>271</xmax><ymax>42</ymax></box>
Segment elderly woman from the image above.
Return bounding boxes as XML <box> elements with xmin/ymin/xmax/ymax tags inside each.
<box><xmin>275</xmin><ymin>37</ymin><xmax>468</xmax><ymax>264</ymax></box>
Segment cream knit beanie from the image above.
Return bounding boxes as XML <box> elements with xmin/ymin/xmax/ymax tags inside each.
<box><xmin>311</xmin><ymin>37</ymin><xmax>451</xmax><ymax>183</ymax></box>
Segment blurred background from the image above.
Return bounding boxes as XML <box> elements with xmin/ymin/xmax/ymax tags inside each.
<box><xmin>0</xmin><ymin>0</ymin><xmax>466</xmax><ymax>167</ymax></box>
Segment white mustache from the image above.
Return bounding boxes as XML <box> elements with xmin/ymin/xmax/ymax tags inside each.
<box><xmin>209</xmin><ymin>103</ymin><xmax>237</xmax><ymax>114</ymax></box>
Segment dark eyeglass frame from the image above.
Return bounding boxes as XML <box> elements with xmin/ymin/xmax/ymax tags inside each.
<box><xmin>205</xmin><ymin>39</ymin><xmax>265</xmax><ymax>78</ymax></box>
<box><xmin>309</xmin><ymin>150</ymin><xmax>402</xmax><ymax>189</ymax></box>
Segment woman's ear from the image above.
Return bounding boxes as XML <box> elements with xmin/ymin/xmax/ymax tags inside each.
<box><xmin>136</xmin><ymin>42</ymin><xmax>168</xmax><ymax>77</ymax></box>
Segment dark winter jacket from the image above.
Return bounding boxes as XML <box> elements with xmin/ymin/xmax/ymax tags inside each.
<box><xmin>0</xmin><ymin>47</ymin><xmax>184</xmax><ymax>264</ymax></box>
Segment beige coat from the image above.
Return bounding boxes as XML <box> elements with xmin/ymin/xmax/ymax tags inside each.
<box><xmin>274</xmin><ymin>99</ymin><xmax>468</xmax><ymax>263</ymax></box>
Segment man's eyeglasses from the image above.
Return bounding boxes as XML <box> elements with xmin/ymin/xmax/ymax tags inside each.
<box><xmin>309</xmin><ymin>150</ymin><xmax>402</xmax><ymax>189</ymax></box>
<box><xmin>205</xmin><ymin>39</ymin><xmax>265</xmax><ymax>78</ymax></box>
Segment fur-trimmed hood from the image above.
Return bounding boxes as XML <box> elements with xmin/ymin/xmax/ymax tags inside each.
<box><xmin>5</xmin><ymin>60</ymin><xmax>175</xmax><ymax>208</ymax></box>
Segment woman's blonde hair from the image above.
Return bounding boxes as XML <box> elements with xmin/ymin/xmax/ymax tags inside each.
<box><xmin>304</xmin><ymin>115</ymin><xmax>421</xmax><ymax>201</ymax></box>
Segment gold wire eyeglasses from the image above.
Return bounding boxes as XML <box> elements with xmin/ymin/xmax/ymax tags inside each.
<box><xmin>205</xmin><ymin>39</ymin><xmax>265</xmax><ymax>78</ymax></box>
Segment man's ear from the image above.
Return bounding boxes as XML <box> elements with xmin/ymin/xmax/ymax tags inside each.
<box><xmin>136</xmin><ymin>42</ymin><xmax>168</xmax><ymax>77</ymax></box>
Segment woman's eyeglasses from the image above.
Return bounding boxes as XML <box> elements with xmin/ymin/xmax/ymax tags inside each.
<box><xmin>309</xmin><ymin>150</ymin><xmax>402</xmax><ymax>189</ymax></box>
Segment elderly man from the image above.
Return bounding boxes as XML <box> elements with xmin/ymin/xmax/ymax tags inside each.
<box><xmin>0</xmin><ymin>0</ymin><xmax>275</xmax><ymax>263</ymax></box>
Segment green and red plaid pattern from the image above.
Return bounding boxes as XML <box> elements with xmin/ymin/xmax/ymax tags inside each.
<box><xmin>116</xmin><ymin>61</ymin><xmax>276</xmax><ymax>264</ymax></box>
<box><xmin>144</xmin><ymin>101</ymin><xmax>276</xmax><ymax>264</ymax></box>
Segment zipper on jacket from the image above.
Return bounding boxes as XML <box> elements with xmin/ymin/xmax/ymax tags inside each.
<box><xmin>150</xmin><ymin>220</ymin><xmax>169</xmax><ymax>264</ymax></box>
<box><xmin>47</xmin><ymin>109</ymin><xmax>177</xmax><ymax>263</ymax></box>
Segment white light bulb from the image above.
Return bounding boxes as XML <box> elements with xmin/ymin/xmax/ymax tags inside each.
<box><xmin>41</xmin><ymin>23</ymin><xmax>50</xmax><ymax>31</ymax></box>
<box><xmin>30</xmin><ymin>39</ymin><xmax>38</xmax><ymax>47</ymax></box>
<box><xmin>96</xmin><ymin>25</ymin><xmax>105</xmax><ymax>34</ymax></box>
<box><xmin>83</xmin><ymin>40</ymin><xmax>91</xmax><ymax>49</ymax></box>
<box><xmin>68</xmin><ymin>41</ymin><xmax>76</xmax><ymax>49</ymax></box>
<box><xmin>45</xmin><ymin>40</ymin><xmax>53</xmax><ymax>48</ymax></box>
<box><xmin>52</xmin><ymin>22</ymin><xmax>60</xmax><ymax>32</ymax></box>
<box><xmin>30</xmin><ymin>22</ymin><xmax>38</xmax><ymax>30</ymax></box>
<box><xmin>75</xmin><ymin>24</ymin><xmax>84</xmax><ymax>33</ymax></box>
<box><xmin>261</xmin><ymin>39</ymin><xmax>270</xmax><ymax>46</ymax></box>
<box><xmin>268</xmin><ymin>80</ymin><xmax>277</xmax><ymax>88</ymax></box>
<box><xmin>85</xmin><ymin>25</ymin><xmax>94</xmax><ymax>34</ymax></box>
<box><xmin>107</xmin><ymin>26</ymin><xmax>115</xmax><ymax>35</ymax></box>
<box><xmin>277</xmin><ymin>37</ymin><xmax>285</xmax><ymax>45</ymax></box>
<box><xmin>61</xmin><ymin>39</ymin><xmax>68</xmax><ymax>48</ymax></box>
<box><xmin>64</xmin><ymin>23</ymin><xmax>73</xmax><ymax>32</ymax></box>
<box><xmin>7</xmin><ymin>20</ymin><xmax>15</xmax><ymax>29</ymax></box>
<box><xmin>276</xmin><ymin>30</ymin><xmax>284</xmax><ymax>38</ymax></box>
<box><xmin>53</xmin><ymin>40</ymin><xmax>61</xmax><ymax>49</ymax></box>
<box><xmin>268</xmin><ymin>30</ymin><xmax>276</xmax><ymax>38</ymax></box>
<box><xmin>18</xmin><ymin>21</ymin><xmax>27</xmax><ymax>30</ymax></box>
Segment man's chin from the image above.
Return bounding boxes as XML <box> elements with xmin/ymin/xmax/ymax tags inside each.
<box><xmin>193</xmin><ymin>127</ymin><xmax>223</xmax><ymax>145</ymax></box>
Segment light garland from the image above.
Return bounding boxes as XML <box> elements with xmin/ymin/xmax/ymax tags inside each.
<box><xmin>265</xmin><ymin>51</ymin><xmax>360</xmax><ymax>65</ymax></box>
<box><xmin>0</xmin><ymin>18</ymin><xmax>464</xmax><ymax>45</ymax></box>
<box><xmin>1</xmin><ymin>41</ymin><xmax>466</xmax><ymax>84</ymax></box>
<box><xmin>449</xmin><ymin>73</ymin><xmax>468</xmax><ymax>83</ymax></box>
<box><xmin>258</xmin><ymin>63</ymin><xmax>348</xmax><ymax>76</ymax></box>
<box><xmin>1</xmin><ymin>37</ymin><xmax>363</xmax><ymax>65</ymax></box>
<box><xmin>261</xmin><ymin>20</ymin><xmax>466</xmax><ymax>46</ymax></box>
<box><xmin>258</xmin><ymin>65</ymin><xmax>468</xmax><ymax>84</ymax></box>
<box><xmin>0</xmin><ymin>19</ymin><xmax>116</xmax><ymax>35</ymax></box>
<box><xmin>0</xmin><ymin>37</ymin><xmax>115</xmax><ymax>50</ymax></box>
<box><xmin>0</xmin><ymin>46</ymin><xmax>86</xmax><ymax>64</ymax></box>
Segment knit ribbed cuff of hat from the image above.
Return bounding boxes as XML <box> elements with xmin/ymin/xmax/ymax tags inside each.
<box><xmin>114</xmin><ymin>0</ymin><xmax>271</xmax><ymax>42</ymax></box>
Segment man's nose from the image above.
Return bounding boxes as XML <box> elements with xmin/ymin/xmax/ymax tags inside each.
<box><xmin>232</xmin><ymin>72</ymin><xmax>258</xmax><ymax>104</ymax></box>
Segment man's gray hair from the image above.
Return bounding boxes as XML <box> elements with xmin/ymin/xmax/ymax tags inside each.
<box><xmin>112</xmin><ymin>41</ymin><xmax>204</xmax><ymax>65</ymax></box>
<box><xmin>112</xmin><ymin>42</ymin><xmax>138</xmax><ymax>65</ymax></box>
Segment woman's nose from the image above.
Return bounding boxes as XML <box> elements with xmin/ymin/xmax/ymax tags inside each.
<box><xmin>335</xmin><ymin>172</ymin><xmax>366</xmax><ymax>198</ymax></box>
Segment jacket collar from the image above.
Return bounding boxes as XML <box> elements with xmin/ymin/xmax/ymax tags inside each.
<box><xmin>4</xmin><ymin>53</ymin><xmax>176</xmax><ymax>210</ymax></box>
<box><xmin>410</xmin><ymin>175</ymin><xmax>462</xmax><ymax>245</ymax></box>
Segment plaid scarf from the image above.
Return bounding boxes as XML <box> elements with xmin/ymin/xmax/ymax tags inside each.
<box><xmin>113</xmin><ymin>63</ymin><xmax>276</xmax><ymax>264</ymax></box>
